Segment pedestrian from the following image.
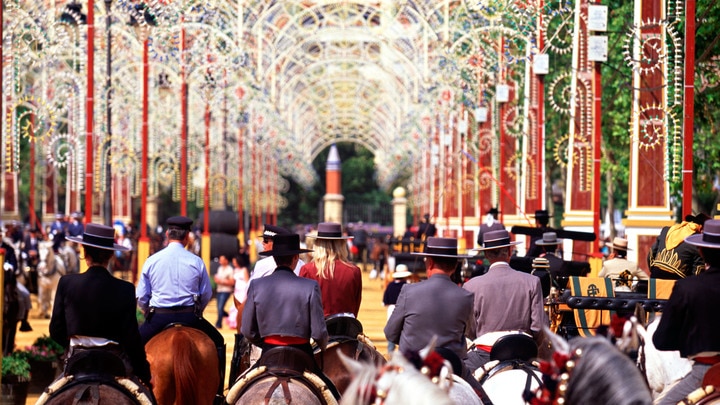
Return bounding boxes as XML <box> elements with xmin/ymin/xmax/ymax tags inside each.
<box><xmin>384</xmin><ymin>237</ymin><xmax>482</xmax><ymax>394</ymax></box>
<box><xmin>649</xmin><ymin>213</ymin><xmax>709</xmax><ymax>279</ymax></box>
<box><xmin>382</xmin><ymin>264</ymin><xmax>411</xmax><ymax>354</ymax></box>
<box><xmin>250</xmin><ymin>224</ymin><xmax>304</xmax><ymax>282</ymax></box>
<box><xmin>213</xmin><ymin>254</ymin><xmax>235</xmax><ymax>328</ymax></box>
<box><xmin>300</xmin><ymin>222</ymin><xmax>362</xmax><ymax>317</ymax></box>
<box><xmin>227</xmin><ymin>254</ymin><xmax>250</xmax><ymax>330</ymax></box>
<box><xmin>351</xmin><ymin>222</ymin><xmax>369</xmax><ymax>270</ymax></box>
<box><xmin>50</xmin><ymin>223</ymin><xmax>152</xmax><ymax>390</ymax></box>
<box><xmin>653</xmin><ymin>219</ymin><xmax>720</xmax><ymax>404</ymax></box>
<box><xmin>463</xmin><ymin>229</ymin><xmax>546</xmax><ymax>372</ymax></box>
<box><xmin>599</xmin><ymin>237</ymin><xmax>649</xmax><ymax>291</ymax></box>
<box><xmin>477</xmin><ymin>207</ymin><xmax>505</xmax><ymax>246</ymax></box>
<box><xmin>136</xmin><ymin>216</ymin><xmax>225</xmax><ymax>400</ymax></box>
<box><xmin>526</xmin><ymin>210</ymin><xmax>551</xmax><ymax>257</ymax></box>
<box><xmin>241</xmin><ymin>233</ymin><xmax>341</xmax><ymax>399</ymax></box>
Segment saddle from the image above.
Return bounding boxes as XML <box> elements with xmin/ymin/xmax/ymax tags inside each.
<box><xmin>490</xmin><ymin>333</ymin><xmax>538</xmax><ymax>362</ymax></box>
<box><xmin>325</xmin><ymin>314</ymin><xmax>363</xmax><ymax>341</ymax></box>
<box><xmin>257</xmin><ymin>346</ymin><xmax>316</xmax><ymax>375</ymax></box>
<box><xmin>65</xmin><ymin>346</ymin><xmax>129</xmax><ymax>380</ymax></box>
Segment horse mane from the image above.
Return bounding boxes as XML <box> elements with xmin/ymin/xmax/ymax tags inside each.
<box><xmin>565</xmin><ymin>336</ymin><xmax>652</xmax><ymax>405</ymax></box>
<box><xmin>339</xmin><ymin>351</ymin><xmax>453</xmax><ymax>405</ymax></box>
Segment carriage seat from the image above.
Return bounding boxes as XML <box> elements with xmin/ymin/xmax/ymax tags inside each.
<box><xmin>65</xmin><ymin>346</ymin><xmax>129</xmax><ymax>379</ymax></box>
<box><xmin>325</xmin><ymin>313</ymin><xmax>363</xmax><ymax>341</ymax></box>
<box><xmin>257</xmin><ymin>346</ymin><xmax>315</xmax><ymax>375</ymax></box>
<box><xmin>490</xmin><ymin>333</ymin><xmax>538</xmax><ymax>362</ymax></box>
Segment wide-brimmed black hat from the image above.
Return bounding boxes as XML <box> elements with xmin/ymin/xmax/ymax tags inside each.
<box><xmin>307</xmin><ymin>222</ymin><xmax>352</xmax><ymax>240</ymax></box>
<box><xmin>476</xmin><ymin>229</ymin><xmax>522</xmax><ymax>251</ymax></box>
<box><xmin>412</xmin><ymin>237</ymin><xmax>466</xmax><ymax>258</ymax></box>
<box><xmin>685</xmin><ymin>220</ymin><xmax>720</xmax><ymax>249</ymax></box>
<box><xmin>261</xmin><ymin>224</ymin><xmax>292</xmax><ymax>239</ymax></box>
<box><xmin>487</xmin><ymin>207</ymin><xmax>500</xmax><ymax>216</ymax></box>
<box><xmin>532</xmin><ymin>210</ymin><xmax>549</xmax><ymax>219</ymax></box>
<box><xmin>167</xmin><ymin>216</ymin><xmax>193</xmax><ymax>230</ymax></box>
<box><xmin>67</xmin><ymin>223</ymin><xmax>130</xmax><ymax>251</ymax></box>
<box><xmin>259</xmin><ymin>233</ymin><xmax>313</xmax><ymax>257</ymax></box>
<box><xmin>536</xmin><ymin>232</ymin><xmax>561</xmax><ymax>246</ymax></box>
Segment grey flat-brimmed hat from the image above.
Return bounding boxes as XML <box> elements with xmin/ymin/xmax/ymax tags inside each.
<box><xmin>307</xmin><ymin>222</ymin><xmax>352</xmax><ymax>240</ymax></box>
<box><xmin>412</xmin><ymin>237</ymin><xmax>466</xmax><ymax>258</ymax></box>
<box><xmin>685</xmin><ymin>220</ymin><xmax>720</xmax><ymax>249</ymax></box>
<box><xmin>476</xmin><ymin>229</ymin><xmax>522</xmax><ymax>251</ymax></box>
<box><xmin>536</xmin><ymin>232</ymin><xmax>562</xmax><ymax>246</ymax></box>
<box><xmin>67</xmin><ymin>223</ymin><xmax>130</xmax><ymax>251</ymax></box>
<box><xmin>259</xmin><ymin>233</ymin><xmax>313</xmax><ymax>257</ymax></box>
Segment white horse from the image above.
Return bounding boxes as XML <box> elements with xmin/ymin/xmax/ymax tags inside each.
<box><xmin>37</xmin><ymin>241</ymin><xmax>65</xmax><ymax>318</ymax></box>
<box><xmin>339</xmin><ymin>338</ymin><xmax>481</xmax><ymax>405</ymax></box>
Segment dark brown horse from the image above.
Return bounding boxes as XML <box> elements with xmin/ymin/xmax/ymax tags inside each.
<box><xmin>316</xmin><ymin>314</ymin><xmax>387</xmax><ymax>395</ymax></box>
<box><xmin>145</xmin><ymin>325</ymin><xmax>219</xmax><ymax>405</ymax></box>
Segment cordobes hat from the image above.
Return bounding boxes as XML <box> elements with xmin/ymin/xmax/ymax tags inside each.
<box><xmin>67</xmin><ymin>223</ymin><xmax>130</xmax><ymax>251</ymax></box>
<box><xmin>412</xmin><ymin>237</ymin><xmax>466</xmax><ymax>258</ymax></box>
<box><xmin>685</xmin><ymin>219</ymin><xmax>720</xmax><ymax>249</ymax></box>
<box><xmin>476</xmin><ymin>229</ymin><xmax>522</xmax><ymax>251</ymax></box>
<box><xmin>262</xmin><ymin>224</ymin><xmax>292</xmax><ymax>239</ymax></box>
<box><xmin>259</xmin><ymin>233</ymin><xmax>313</xmax><ymax>257</ymax></box>
<box><xmin>307</xmin><ymin>222</ymin><xmax>352</xmax><ymax>240</ymax></box>
<box><xmin>167</xmin><ymin>216</ymin><xmax>193</xmax><ymax>230</ymax></box>
<box><xmin>535</xmin><ymin>232</ymin><xmax>562</xmax><ymax>246</ymax></box>
<box><xmin>611</xmin><ymin>237</ymin><xmax>631</xmax><ymax>251</ymax></box>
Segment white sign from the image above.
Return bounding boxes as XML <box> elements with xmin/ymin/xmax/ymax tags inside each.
<box><xmin>534</xmin><ymin>54</ymin><xmax>549</xmax><ymax>75</ymax></box>
<box><xmin>496</xmin><ymin>84</ymin><xmax>510</xmax><ymax>103</ymax></box>
<box><xmin>474</xmin><ymin>107</ymin><xmax>488</xmax><ymax>123</ymax></box>
<box><xmin>588</xmin><ymin>36</ymin><xmax>608</xmax><ymax>62</ymax></box>
<box><xmin>588</xmin><ymin>5</ymin><xmax>608</xmax><ymax>32</ymax></box>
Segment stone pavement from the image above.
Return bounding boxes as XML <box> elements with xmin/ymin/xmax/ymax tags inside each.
<box><xmin>14</xmin><ymin>268</ymin><xmax>390</xmax><ymax>404</ymax></box>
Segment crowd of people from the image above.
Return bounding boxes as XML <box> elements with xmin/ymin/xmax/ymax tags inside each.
<box><xmin>5</xmin><ymin>207</ymin><xmax>719</xmax><ymax>404</ymax></box>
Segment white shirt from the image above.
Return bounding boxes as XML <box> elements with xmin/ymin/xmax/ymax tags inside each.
<box><xmin>249</xmin><ymin>256</ymin><xmax>305</xmax><ymax>285</ymax></box>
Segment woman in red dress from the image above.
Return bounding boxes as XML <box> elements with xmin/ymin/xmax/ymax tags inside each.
<box><xmin>300</xmin><ymin>222</ymin><xmax>363</xmax><ymax>317</ymax></box>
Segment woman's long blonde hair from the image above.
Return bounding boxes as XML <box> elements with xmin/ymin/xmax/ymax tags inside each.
<box><xmin>312</xmin><ymin>237</ymin><xmax>352</xmax><ymax>279</ymax></box>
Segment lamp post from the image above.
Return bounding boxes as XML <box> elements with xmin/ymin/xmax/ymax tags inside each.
<box><xmin>103</xmin><ymin>0</ymin><xmax>113</xmax><ymax>226</ymax></box>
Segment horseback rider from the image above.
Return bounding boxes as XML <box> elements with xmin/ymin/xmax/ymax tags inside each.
<box><xmin>463</xmin><ymin>229</ymin><xmax>546</xmax><ymax>371</ymax></box>
<box><xmin>136</xmin><ymin>216</ymin><xmax>225</xmax><ymax>402</ymax></box>
<box><xmin>240</xmin><ymin>233</ymin><xmax>341</xmax><ymax>399</ymax></box>
<box><xmin>50</xmin><ymin>223</ymin><xmax>152</xmax><ymax>390</ymax></box>
<box><xmin>384</xmin><ymin>237</ymin><xmax>484</xmax><ymax>395</ymax></box>
<box><xmin>653</xmin><ymin>219</ymin><xmax>720</xmax><ymax>404</ymax></box>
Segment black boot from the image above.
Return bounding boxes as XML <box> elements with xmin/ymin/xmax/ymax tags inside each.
<box><xmin>229</xmin><ymin>334</ymin><xmax>249</xmax><ymax>387</ymax></box>
<box><xmin>215</xmin><ymin>344</ymin><xmax>226</xmax><ymax>405</ymax></box>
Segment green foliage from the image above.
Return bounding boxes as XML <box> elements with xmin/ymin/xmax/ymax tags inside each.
<box><xmin>17</xmin><ymin>335</ymin><xmax>64</xmax><ymax>362</ymax></box>
<box><xmin>2</xmin><ymin>352</ymin><xmax>31</xmax><ymax>379</ymax></box>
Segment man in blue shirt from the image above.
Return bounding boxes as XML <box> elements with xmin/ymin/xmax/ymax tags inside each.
<box><xmin>136</xmin><ymin>216</ymin><xmax>225</xmax><ymax>401</ymax></box>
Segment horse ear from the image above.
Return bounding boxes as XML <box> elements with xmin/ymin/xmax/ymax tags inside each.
<box><xmin>419</xmin><ymin>335</ymin><xmax>438</xmax><ymax>360</ymax></box>
<box><xmin>336</xmin><ymin>349</ymin><xmax>365</xmax><ymax>377</ymax></box>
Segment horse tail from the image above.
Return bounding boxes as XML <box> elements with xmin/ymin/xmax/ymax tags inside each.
<box><xmin>172</xmin><ymin>328</ymin><xmax>205</xmax><ymax>405</ymax></box>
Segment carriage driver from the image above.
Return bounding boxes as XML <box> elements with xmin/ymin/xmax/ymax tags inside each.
<box><xmin>136</xmin><ymin>216</ymin><xmax>225</xmax><ymax>402</ymax></box>
<box><xmin>384</xmin><ymin>237</ymin><xmax>485</xmax><ymax>395</ymax></box>
<box><xmin>653</xmin><ymin>219</ymin><xmax>720</xmax><ymax>405</ymax></box>
<box><xmin>240</xmin><ymin>233</ymin><xmax>341</xmax><ymax>399</ymax></box>
<box><xmin>50</xmin><ymin>223</ymin><xmax>152</xmax><ymax>390</ymax></box>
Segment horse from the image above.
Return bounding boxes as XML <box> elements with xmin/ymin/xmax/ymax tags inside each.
<box><xmin>226</xmin><ymin>346</ymin><xmax>338</xmax><ymax>405</ymax></box>
<box><xmin>145</xmin><ymin>325</ymin><xmax>220</xmax><ymax>405</ymax></box>
<box><xmin>523</xmin><ymin>328</ymin><xmax>653</xmax><ymax>405</ymax></box>
<box><xmin>317</xmin><ymin>314</ymin><xmax>387</xmax><ymax>394</ymax></box>
<box><xmin>338</xmin><ymin>347</ymin><xmax>455</xmax><ymax>405</ymax></box>
<box><xmin>37</xmin><ymin>240</ymin><xmax>65</xmax><ymax>318</ymax></box>
<box><xmin>36</xmin><ymin>347</ymin><xmax>155</xmax><ymax>405</ymax></box>
<box><xmin>469</xmin><ymin>332</ymin><xmax>543</xmax><ymax>405</ymax></box>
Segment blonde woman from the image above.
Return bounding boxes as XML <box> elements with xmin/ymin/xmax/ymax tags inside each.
<box><xmin>299</xmin><ymin>222</ymin><xmax>362</xmax><ymax>317</ymax></box>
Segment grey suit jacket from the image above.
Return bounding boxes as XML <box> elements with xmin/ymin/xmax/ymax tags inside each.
<box><xmin>462</xmin><ymin>261</ymin><xmax>546</xmax><ymax>340</ymax></box>
<box><xmin>241</xmin><ymin>266</ymin><xmax>328</xmax><ymax>349</ymax></box>
<box><xmin>384</xmin><ymin>274</ymin><xmax>473</xmax><ymax>360</ymax></box>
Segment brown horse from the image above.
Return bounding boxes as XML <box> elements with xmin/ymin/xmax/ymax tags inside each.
<box><xmin>146</xmin><ymin>325</ymin><xmax>219</xmax><ymax>405</ymax></box>
<box><xmin>317</xmin><ymin>314</ymin><xmax>387</xmax><ymax>395</ymax></box>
